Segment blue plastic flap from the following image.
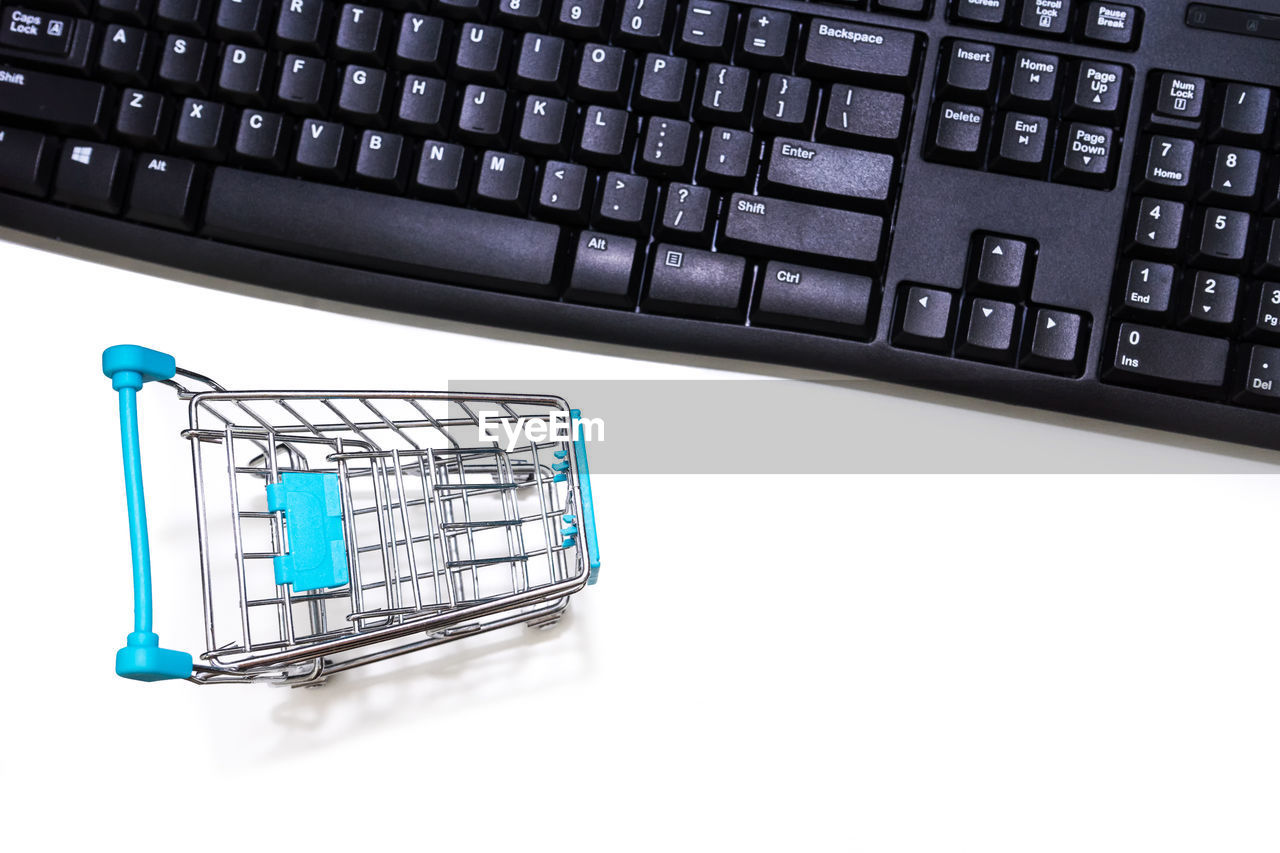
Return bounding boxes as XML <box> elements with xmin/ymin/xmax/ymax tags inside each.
<box><xmin>570</xmin><ymin>409</ymin><xmax>601</xmax><ymax>584</ymax></box>
<box><xmin>266</xmin><ymin>472</ymin><xmax>350</xmax><ymax>592</ymax></box>
<box><xmin>102</xmin><ymin>345</ymin><xmax>177</xmax><ymax>387</ymax></box>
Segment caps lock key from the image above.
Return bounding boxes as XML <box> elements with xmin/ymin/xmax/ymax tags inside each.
<box><xmin>1</xmin><ymin>7</ymin><xmax>76</xmax><ymax>56</ymax></box>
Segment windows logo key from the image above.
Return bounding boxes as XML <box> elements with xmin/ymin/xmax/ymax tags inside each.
<box><xmin>70</xmin><ymin>145</ymin><xmax>93</xmax><ymax>165</ymax></box>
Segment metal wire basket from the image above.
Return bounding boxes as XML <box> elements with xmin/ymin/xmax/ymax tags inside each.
<box><xmin>103</xmin><ymin>345</ymin><xmax>600</xmax><ymax>686</ymax></box>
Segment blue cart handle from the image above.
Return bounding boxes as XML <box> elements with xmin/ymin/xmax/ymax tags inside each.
<box><xmin>569</xmin><ymin>409</ymin><xmax>601</xmax><ymax>584</ymax></box>
<box><xmin>102</xmin><ymin>345</ymin><xmax>194</xmax><ymax>681</ymax></box>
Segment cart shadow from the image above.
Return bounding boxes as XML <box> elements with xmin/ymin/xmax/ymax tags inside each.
<box><xmin>249</xmin><ymin>607</ymin><xmax>593</xmax><ymax>756</ymax></box>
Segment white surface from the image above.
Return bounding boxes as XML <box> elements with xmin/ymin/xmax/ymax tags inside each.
<box><xmin>2</xmin><ymin>230</ymin><xmax>1278</xmax><ymax>851</ymax></box>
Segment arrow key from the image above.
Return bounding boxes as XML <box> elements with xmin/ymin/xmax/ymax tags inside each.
<box><xmin>892</xmin><ymin>284</ymin><xmax>955</xmax><ymax>353</ymax></box>
<box><xmin>973</xmin><ymin>233</ymin><xmax>1030</xmax><ymax>293</ymax></box>
<box><xmin>1021</xmin><ymin>308</ymin><xmax>1085</xmax><ymax>375</ymax></box>
<box><xmin>958</xmin><ymin>298</ymin><xmax>1018</xmax><ymax>364</ymax></box>
<box><xmin>1130</xmin><ymin>196</ymin><xmax>1183</xmax><ymax>255</ymax></box>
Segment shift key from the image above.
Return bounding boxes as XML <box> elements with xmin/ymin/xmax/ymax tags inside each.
<box><xmin>0</xmin><ymin>65</ymin><xmax>105</xmax><ymax>134</ymax></box>
<box><xmin>723</xmin><ymin>193</ymin><xmax>884</xmax><ymax>266</ymax></box>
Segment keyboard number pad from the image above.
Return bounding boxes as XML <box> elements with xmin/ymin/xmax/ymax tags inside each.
<box><xmin>1103</xmin><ymin>70</ymin><xmax>1280</xmax><ymax>410</ymax></box>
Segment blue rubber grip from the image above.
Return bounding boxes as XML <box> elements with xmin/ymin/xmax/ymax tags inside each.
<box><xmin>570</xmin><ymin>409</ymin><xmax>601</xmax><ymax>584</ymax></box>
<box><xmin>103</xmin><ymin>346</ymin><xmax>193</xmax><ymax>682</ymax></box>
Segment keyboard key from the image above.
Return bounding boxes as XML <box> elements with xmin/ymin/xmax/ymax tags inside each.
<box><xmin>157</xmin><ymin>34</ymin><xmax>211</xmax><ymax>94</ymax></box>
<box><xmin>493</xmin><ymin>0</ymin><xmax>548</xmax><ymax>30</ymax></box>
<box><xmin>0</xmin><ymin>66</ymin><xmax>107</xmax><ymax>134</ymax></box>
<box><xmin>943</xmin><ymin>40</ymin><xmax>996</xmax><ymax>102</ymax></box>
<box><xmin>957</xmin><ymin>298</ymin><xmax>1017</xmax><ymax>364</ymax></box>
<box><xmin>115</xmin><ymin>87</ymin><xmax>168</xmax><ymax>148</ymax></box>
<box><xmin>1139</xmin><ymin>135</ymin><xmax>1194</xmax><ymax>196</ymax></box>
<box><xmin>566</xmin><ymin>231</ymin><xmax>637</xmax><ymax>306</ymax></box>
<box><xmin>1181</xmin><ymin>271</ymin><xmax>1239</xmax><ymax>328</ymax></box>
<box><xmin>596</xmin><ymin>171</ymin><xmax>650</xmax><ymax>233</ymax></box>
<box><xmin>474</xmin><ymin>149</ymin><xmax>530</xmax><ymax>213</ymax></box>
<box><xmin>1056</xmin><ymin>122</ymin><xmax>1112</xmax><ymax>188</ymax></box>
<box><xmin>277</xmin><ymin>56</ymin><xmax>327</xmax><ymax>111</ymax></box>
<box><xmin>1020</xmin><ymin>0</ymin><xmax>1071</xmax><ymax>36</ymax></box>
<box><xmin>336</xmin><ymin>64</ymin><xmax>386</xmax><ymax>124</ymax></box>
<box><xmin>0</xmin><ymin>125</ymin><xmax>54</xmax><ymax>196</ymax></box>
<box><xmin>98</xmin><ymin>25</ymin><xmax>151</xmax><ymax>84</ymax></box>
<box><xmin>575</xmin><ymin>42</ymin><xmax>629</xmax><ymax>104</ymax></box>
<box><xmin>677</xmin><ymin>1</ymin><xmax>732</xmax><ymax>60</ymax></box>
<box><xmin>536</xmin><ymin>160</ymin><xmax>590</xmax><ymax>221</ymax></box>
<box><xmin>740</xmin><ymin>7</ymin><xmax>789</xmax><ymax>68</ymax></box>
<box><xmin>1213</xmin><ymin>83</ymin><xmax>1271</xmax><ymax>143</ymax></box>
<box><xmin>1194</xmin><ymin>208</ymin><xmax>1250</xmax><ymax>269</ymax></box>
<box><xmin>293</xmin><ymin>117</ymin><xmax>347</xmax><ymax>179</ymax></box>
<box><xmin>1202</xmin><ymin>145</ymin><xmax>1260</xmax><ymax>204</ymax></box>
<box><xmin>333</xmin><ymin>4</ymin><xmax>385</xmax><ymax>63</ymax></box>
<box><xmin>635</xmin><ymin>53</ymin><xmax>690</xmax><ymax>115</ymax></box>
<box><xmin>763</xmin><ymin>137</ymin><xmax>893</xmax><ymax>207</ymax></box>
<box><xmin>52</xmin><ymin>139</ymin><xmax>127</xmax><ymax>211</ymax></box>
<box><xmin>757</xmin><ymin>73</ymin><xmax>811</xmax><ymax>132</ymax></box>
<box><xmin>696</xmin><ymin>63</ymin><xmax>751</xmax><ymax>126</ymax></box>
<box><xmin>1108</xmin><ymin>323</ymin><xmax>1229</xmax><ymax>391</ymax></box>
<box><xmin>1006</xmin><ymin>51</ymin><xmax>1059</xmax><ymax>107</ymax></box>
<box><xmin>217</xmin><ymin>45</ymin><xmax>269</xmax><ymax>104</ymax></box>
<box><xmin>455</xmin><ymin>23</ymin><xmax>507</xmax><ymax>84</ymax></box>
<box><xmin>173</xmin><ymin>96</ymin><xmax>226</xmax><ymax>157</ymax></box>
<box><xmin>232</xmin><ymin>107</ymin><xmax>286</xmax><ymax>168</ymax></box>
<box><xmin>645</xmin><ymin>244</ymin><xmax>746</xmax><ymax>321</ymax></box>
<box><xmin>615</xmin><ymin>0</ymin><xmax>670</xmax><ymax>50</ymax></box>
<box><xmin>126</xmin><ymin>153</ymin><xmax>201</xmax><ymax>229</ymax></box>
<box><xmin>991</xmin><ymin>112</ymin><xmax>1049</xmax><ymax>176</ymax></box>
<box><xmin>1069</xmin><ymin>60</ymin><xmax>1124</xmax><ymax>117</ymax></box>
<box><xmin>638</xmin><ymin>116</ymin><xmax>693</xmax><ymax>177</ymax></box>
<box><xmin>353</xmin><ymin>129</ymin><xmax>405</xmax><ymax>191</ymax></box>
<box><xmin>819</xmin><ymin>85</ymin><xmax>905</xmax><ymax>149</ymax></box>
<box><xmin>155</xmin><ymin>0</ymin><xmax>209</xmax><ymax>35</ymax></box>
<box><xmin>893</xmin><ymin>285</ymin><xmax>954</xmax><ymax>353</ymax></box>
<box><xmin>517</xmin><ymin>95</ymin><xmax>569</xmax><ymax>155</ymax></box>
<box><xmin>274</xmin><ymin>0</ymin><xmax>327</xmax><ymax>53</ymax></box>
<box><xmin>658</xmin><ymin>182</ymin><xmax>712</xmax><ymax>242</ymax></box>
<box><xmin>96</xmin><ymin>0</ymin><xmax>150</xmax><ymax>25</ymax></box>
<box><xmin>1021</xmin><ymin>308</ymin><xmax>1083</xmax><ymax>374</ymax></box>
<box><xmin>1120</xmin><ymin>260</ymin><xmax>1173</xmax><ymax>316</ymax></box>
<box><xmin>214</xmin><ymin>0</ymin><xmax>267</xmax><ymax>45</ymax></box>
<box><xmin>1154</xmin><ymin>73</ymin><xmax>1206</xmax><ymax>122</ymax></box>
<box><xmin>202</xmin><ymin>167</ymin><xmax>564</xmax><ymax>293</ymax></box>
<box><xmin>1131</xmin><ymin>197</ymin><xmax>1183</xmax><ymax>254</ymax></box>
<box><xmin>436</xmin><ymin>0</ymin><xmax>486</xmax><ymax>21</ymax></box>
<box><xmin>1259</xmin><ymin>220</ymin><xmax>1280</xmax><ymax>276</ymax></box>
<box><xmin>699</xmin><ymin>125</ymin><xmax>751</xmax><ymax>184</ymax></box>
<box><xmin>802</xmin><ymin>19</ymin><xmax>918</xmax><ymax>89</ymax></box>
<box><xmin>396</xmin><ymin>75</ymin><xmax>449</xmax><ymax>135</ymax></box>
<box><xmin>576</xmin><ymin>104</ymin><xmax>629</xmax><ymax>164</ymax></box>
<box><xmin>723</xmin><ymin>193</ymin><xmax>883</xmax><ymax>266</ymax></box>
<box><xmin>974</xmin><ymin>234</ymin><xmax>1028</xmax><ymax>293</ymax></box>
<box><xmin>952</xmin><ymin>0</ymin><xmax>1006</xmax><ymax>25</ymax></box>
<box><xmin>0</xmin><ymin>8</ymin><xmax>76</xmax><ymax>56</ymax></box>
<box><xmin>1237</xmin><ymin>345</ymin><xmax>1280</xmax><ymax>409</ymax></box>
<box><xmin>1081</xmin><ymin>2</ymin><xmax>1138</xmax><ymax>48</ymax></box>
<box><xmin>413</xmin><ymin>139</ymin><xmax>469</xmax><ymax>202</ymax></box>
<box><xmin>555</xmin><ymin>0</ymin><xmax>608</xmax><ymax>39</ymax></box>
<box><xmin>457</xmin><ymin>84</ymin><xmax>509</xmax><ymax>145</ymax></box>
<box><xmin>1245</xmin><ymin>282</ymin><xmax>1280</xmax><ymax>341</ymax></box>
<box><xmin>927</xmin><ymin>102</ymin><xmax>984</xmax><ymax>166</ymax></box>
<box><xmin>755</xmin><ymin>261</ymin><xmax>875</xmax><ymax>338</ymax></box>
<box><xmin>394</xmin><ymin>14</ymin><xmax>446</xmax><ymax>73</ymax></box>
<box><xmin>514</xmin><ymin>33</ymin><xmax>565</xmax><ymax>93</ymax></box>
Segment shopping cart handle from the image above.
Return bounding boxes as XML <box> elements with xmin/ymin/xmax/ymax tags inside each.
<box><xmin>570</xmin><ymin>409</ymin><xmax>601</xmax><ymax>584</ymax></box>
<box><xmin>103</xmin><ymin>345</ymin><xmax>193</xmax><ymax>682</ymax></box>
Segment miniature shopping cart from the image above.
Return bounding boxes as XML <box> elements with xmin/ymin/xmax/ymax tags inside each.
<box><xmin>103</xmin><ymin>345</ymin><xmax>600</xmax><ymax>685</ymax></box>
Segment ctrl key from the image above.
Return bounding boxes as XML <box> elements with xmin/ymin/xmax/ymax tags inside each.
<box><xmin>0</xmin><ymin>126</ymin><xmax>55</xmax><ymax>196</ymax></box>
<box><xmin>1107</xmin><ymin>323</ymin><xmax>1229</xmax><ymax>393</ymax></box>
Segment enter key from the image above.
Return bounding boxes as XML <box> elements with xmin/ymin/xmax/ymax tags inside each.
<box><xmin>763</xmin><ymin>137</ymin><xmax>894</xmax><ymax>207</ymax></box>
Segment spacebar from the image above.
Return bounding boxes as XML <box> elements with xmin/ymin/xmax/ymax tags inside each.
<box><xmin>201</xmin><ymin>168</ymin><xmax>563</xmax><ymax>291</ymax></box>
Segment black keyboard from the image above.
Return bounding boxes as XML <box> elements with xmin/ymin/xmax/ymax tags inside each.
<box><xmin>2</xmin><ymin>0</ymin><xmax>1279</xmax><ymax>448</ymax></box>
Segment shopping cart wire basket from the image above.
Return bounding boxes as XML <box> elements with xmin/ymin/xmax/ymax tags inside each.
<box><xmin>103</xmin><ymin>345</ymin><xmax>600</xmax><ymax>685</ymax></box>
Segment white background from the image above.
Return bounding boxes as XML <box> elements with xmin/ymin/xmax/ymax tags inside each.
<box><xmin>1</xmin><ymin>228</ymin><xmax>1278</xmax><ymax>851</ymax></box>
